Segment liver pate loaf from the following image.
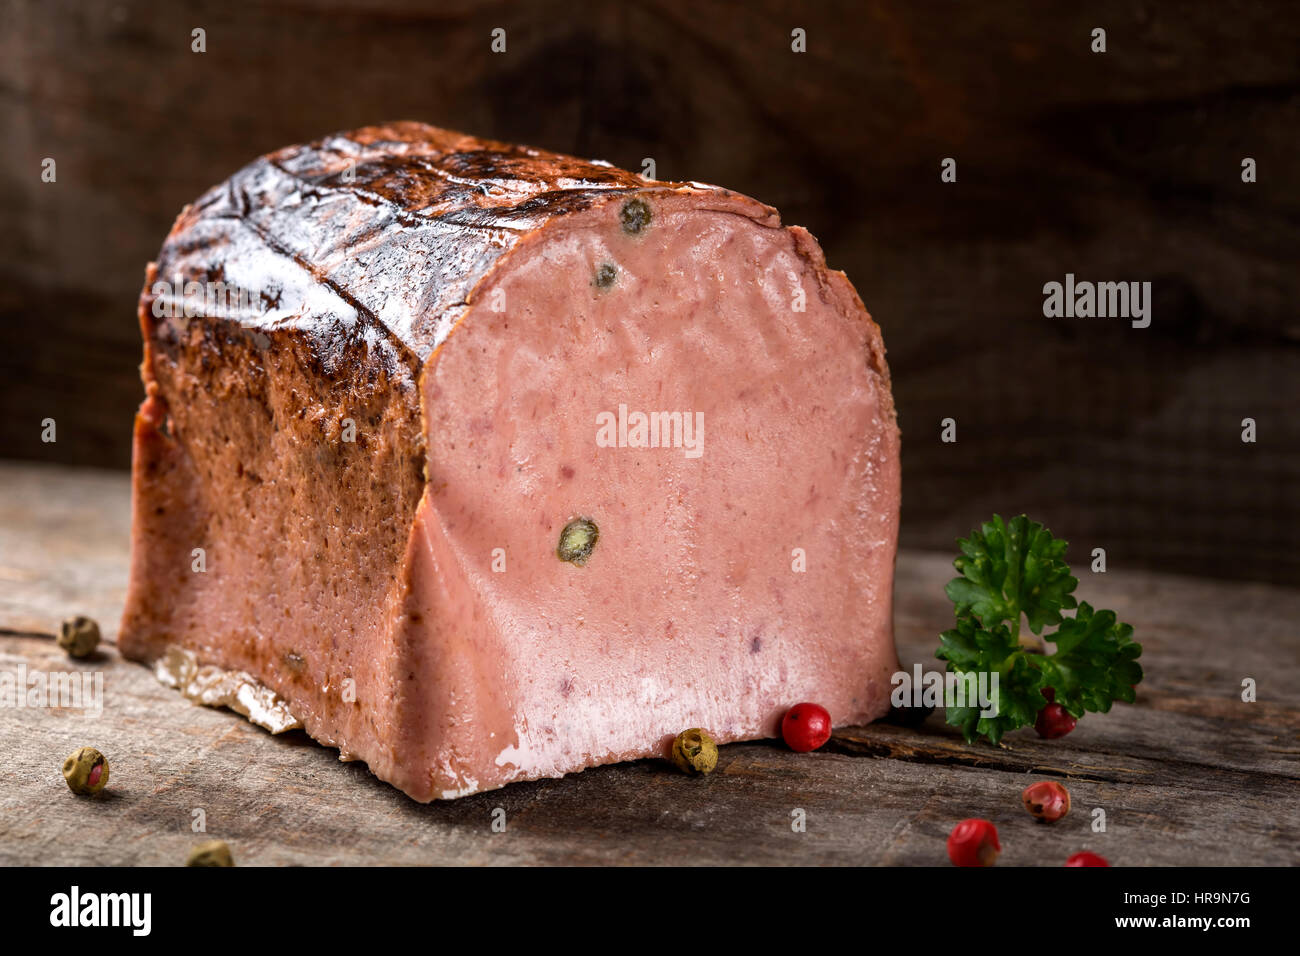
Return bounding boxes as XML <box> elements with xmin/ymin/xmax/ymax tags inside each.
<box><xmin>119</xmin><ymin>122</ymin><xmax>900</xmax><ymax>800</ymax></box>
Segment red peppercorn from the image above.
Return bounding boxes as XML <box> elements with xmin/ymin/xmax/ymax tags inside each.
<box><xmin>1035</xmin><ymin>701</ymin><xmax>1077</xmax><ymax>739</ymax></box>
<box><xmin>947</xmin><ymin>818</ymin><xmax>1000</xmax><ymax>867</ymax></box>
<box><xmin>1065</xmin><ymin>851</ymin><xmax>1110</xmax><ymax>867</ymax></box>
<box><xmin>1022</xmin><ymin>780</ymin><xmax>1071</xmax><ymax>821</ymax></box>
<box><xmin>781</xmin><ymin>702</ymin><xmax>832</xmax><ymax>752</ymax></box>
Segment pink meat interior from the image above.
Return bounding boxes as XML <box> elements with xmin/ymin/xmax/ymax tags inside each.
<box><xmin>406</xmin><ymin>193</ymin><xmax>900</xmax><ymax>794</ymax></box>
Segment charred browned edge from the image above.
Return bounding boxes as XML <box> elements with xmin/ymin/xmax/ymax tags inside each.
<box><xmin>151</xmin><ymin>122</ymin><xmax>717</xmax><ymax>375</ymax></box>
<box><xmin>150</xmin><ymin>122</ymin><xmax>805</xmax><ymax>379</ymax></box>
<box><xmin>326</xmin><ymin>121</ymin><xmax>656</xmax><ymax>205</ymax></box>
<box><xmin>150</xmin><ymin>206</ymin><xmax>423</xmax><ymax>385</ymax></box>
<box><xmin>296</xmin><ymin>142</ymin><xmax>651</xmax><ymax>216</ymax></box>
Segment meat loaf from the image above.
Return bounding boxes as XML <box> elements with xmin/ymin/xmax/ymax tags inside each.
<box><xmin>118</xmin><ymin>122</ymin><xmax>901</xmax><ymax>800</ymax></box>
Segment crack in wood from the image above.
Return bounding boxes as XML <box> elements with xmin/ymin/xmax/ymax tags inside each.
<box><xmin>0</xmin><ymin>626</ymin><xmax>55</xmax><ymax>639</ymax></box>
<box><xmin>826</xmin><ymin>727</ymin><xmax>1300</xmax><ymax>786</ymax></box>
<box><xmin>825</xmin><ymin>734</ymin><xmax>1121</xmax><ymax>784</ymax></box>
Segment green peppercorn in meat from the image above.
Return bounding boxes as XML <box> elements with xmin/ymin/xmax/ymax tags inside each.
<box><xmin>619</xmin><ymin>197</ymin><xmax>652</xmax><ymax>235</ymax></box>
<box><xmin>557</xmin><ymin>518</ymin><xmax>599</xmax><ymax>565</ymax></box>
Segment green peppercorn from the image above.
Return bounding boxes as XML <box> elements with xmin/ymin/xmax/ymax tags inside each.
<box><xmin>58</xmin><ymin>616</ymin><xmax>100</xmax><ymax>659</ymax></box>
<box><xmin>186</xmin><ymin>839</ymin><xmax>235</xmax><ymax>867</ymax></box>
<box><xmin>62</xmin><ymin>746</ymin><xmax>109</xmax><ymax>795</ymax></box>
<box><xmin>593</xmin><ymin>263</ymin><xmax>618</xmax><ymax>289</ymax></box>
<box><xmin>556</xmin><ymin>517</ymin><xmax>599</xmax><ymax>565</ymax></box>
<box><xmin>671</xmin><ymin>728</ymin><xmax>718</xmax><ymax>775</ymax></box>
<box><xmin>619</xmin><ymin>198</ymin><xmax>652</xmax><ymax>235</ymax></box>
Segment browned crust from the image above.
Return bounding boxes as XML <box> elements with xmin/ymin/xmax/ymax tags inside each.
<box><xmin>145</xmin><ymin>121</ymin><xmax>776</xmax><ymax>374</ymax></box>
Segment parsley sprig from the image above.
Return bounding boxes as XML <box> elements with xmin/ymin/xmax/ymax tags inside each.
<box><xmin>935</xmin><ymin>515</ymin><xmax>1143</xmax><ymax>744</ymax></box>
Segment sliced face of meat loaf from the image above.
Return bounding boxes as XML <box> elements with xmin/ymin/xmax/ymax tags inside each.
<box><xmin>119</xmin><ymin>122</ymin><xmax>901</xmax><ymax>800</ymax></box>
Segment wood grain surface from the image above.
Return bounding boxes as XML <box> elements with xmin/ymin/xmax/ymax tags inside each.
<box><xmin>2</xmin><ymin>462</ymin><xmax>1295</xmax><ymax>866</ymax></box>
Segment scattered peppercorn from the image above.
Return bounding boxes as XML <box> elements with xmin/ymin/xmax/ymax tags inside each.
<box><xmin>62</xmin><ymin>746</ymin><xmax>109</xmax><ymax>795</ymax></box>
<box><xmin>670</xmin><ymin>728</ymin><xmax>718</xmax><ymax>775</ymax></box>
<box><xmin>1035</xmin><ymin>700</ymin><xmax>1078</xmax><ymax>739</ymax></box>
<box><xmin>619</xmin><ymin>198</ymin><xmax>652</xmax><ymax>235</ymax></box>
<box><xmin>58</xmin><ymin>616</ymin><xmax>100</xmax><ymax>659</ymax></box>
<box><xmin>947</xmin><ymin>818</ymin><xmax>1000</xmax><ymax>866</ymax></box>
<box><xmin>1065</xmin><ymin>851</ymin><xmax>1110</xmax><ymax>867</ymax></box>
<box><xmin>556</xmin><ymin>517</ymin><xmax>599</xmax><ymax>565</ymax></box>
<box><xmin>186</xmin><ymin>839</ymin><xmax>235</xmax><ymax>867</ymax></box>
<box><xmin>593</xmin><ymin>263</ymin><xmax>617</xmax><ymax>289</ymax></box>
<box><xmin>1022</xmin><ymin>780</ymin><xmax>1071</xmax><ymax>822</ymax></box>
<box><xmin>781</xmin><ymin>702</ymin><xmax>832</xmax><ymax>752</ymax></box>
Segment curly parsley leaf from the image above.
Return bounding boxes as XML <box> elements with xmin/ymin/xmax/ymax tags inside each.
<box><xmin>937</xmin><ymin>617</ymin><xmax>1048</xmax><ymax>745</ymax></box>
<box><xmin>1038</xmin><ymin>602</ymin><xmax>1143</xmax><ymax>718</ymax></box>
<box><xmin>934</xmin><ymin>515</ymin><xmax>1142</xmax><ymax>744</ymax></box>
<box><xmin>944</xmin><ymin>514</ymin><xmax>1078</xmax><ymax>636</ymax></box>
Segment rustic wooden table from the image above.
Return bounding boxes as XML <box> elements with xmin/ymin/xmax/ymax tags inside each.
<box><xmin>1</xmin><ymin>461</ymin><xmax>1296</xmax><ymax>866</ymax></box>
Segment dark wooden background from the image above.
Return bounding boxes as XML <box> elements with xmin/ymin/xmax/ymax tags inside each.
<box><xmin>2</xmin><ymin>0</ymin><xmax>1297</xmax><ymax>585</ymax></box>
